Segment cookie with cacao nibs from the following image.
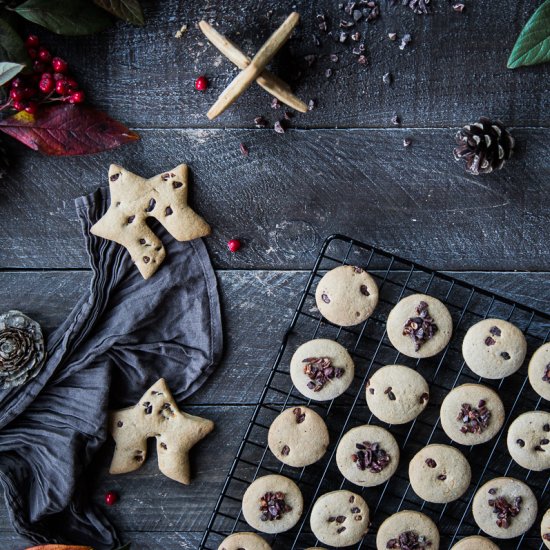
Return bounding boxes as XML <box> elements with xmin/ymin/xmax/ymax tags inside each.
<box><xmin>472</xmin><ymin>477</ymin><xmax>538</xmax><ymax>539</ymax></box>
<box><xmin>528</xmin><ymin>342</ymin><xmax>550</xmax><ymax>401</ymax></box>
<box><xmin>268</xmin><ymin>406</ymin><xmax>329</xmax><ymax>467</ymax></box>
<box><xmin>242</xmin><ymin>474</ymin><xmax>303</xmax><ymax>534</ymax></box>
<box><xmin>450</xmin><ymin>535</ymin><xmax>500</xmax><ymax>550</ymax></box>
<box><xmin>506</xmin><ymin>411</ymin><xmax>550</xmax><ymax>472</ymax></box>
<box><xmin>310</xmin><ymin>490</ymin><xmax>370</xmax><ymax>547</ymax></box>
<box><xmin>376</xmin><ymin>510</ymin><xmax>440</xmax><ymax>550</ymax></box>
<box><xmin>462</xmin><ymin>318</ymin><xmax>527</xmax><ymax>379</ymax></box>
<box><xmin>290</xmin><ymin>338</ymin><xmax>355</xmax><ymax>401</ymax></box>
<box><xmin>365</xmin><ymin>365</ymin><xmax>429</xmax><ymax>424</ymax></box>
<box><xmin>336</xmin><ymin>424</ymin><xmax>399</xmax><ymax>486</ymax></box>
<box><xmin>315</xmin><ymin>265</ymin><xmax>379</xmax><ymax>327</ymax></box>
<box><xmin>541</xmin><ymin>508</ymin><xmax>550</xmax><ymax>549</ymax></box>
<box><xmin>408</xmin><ymin>444</ymin><xmax>471</xmax><ymax>503</ymax></box>
<box><xmin>440</xmin><ymin>383</ymin><xmax>505</xmax><ymax>446</ymax></box>
<box><xmin>386</xmin><ymin>294</ymin><xmax>453</xmax><ymax>358</ymax></box>
<box><xmin>217</xmin><ymin>532</ymin><xmax>271</xmax><ymax>550</ymax></box>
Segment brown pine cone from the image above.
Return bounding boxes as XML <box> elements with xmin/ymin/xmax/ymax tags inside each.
<box><xmin>453</xmin><ymin>117</ymin><xmax>514</xmax><ymax>175</ymax></box>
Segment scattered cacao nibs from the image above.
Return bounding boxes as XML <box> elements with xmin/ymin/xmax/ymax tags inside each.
<box><xmin>160</xmin><ymin>442</ymin><xmax>167</xmax><ymax>450</ymax></box>
<box><xmin>139</xmin><ymin>238</ymin><xmax>146</xmax><ymax>245</ymax></box>
<box><xmin>391</xmin><ymin>115</ymin><xmax>400</xmax><ymax>125</ymax></box>
<box><xmin>254</xmin><ymin>116</ymin><xmax>269</xmax><ymax>128</ymax></box>
<box><xmin>351</xmin><ymin>506</ymin><xmax>360</xmax><ymax>513</ymax></box>
<box><xmin>388</xmin><ymin>390</ymin><xmax>396</xmax><ymax>400</ymax></box>
<box><xmin>351</xmin><ymin>440</ymin><xmax>391</xmax><ymax>473</ymax></box>
<box><xmin>534</xmin><ymin>445</ymin><xmax>545</xmax><ymax>452</ymax></box>
<box><xmin>360</xmin><ymin>284</ymin><xmax>370</xmax><ymax>296</ymax></box>
<box><xmin>516</xmin><ymin>439</ymin><xmax>525</xmax><ymax>447</ymax></box>
<box><xmin>419</xmin><ymin>392</ymin><xmax>429</xmax><ymax>404</ymax></box>
<box><xmin>281</xmin><ymin>445</ymin><xmax>290</xmax><ymax>456</ymax></box>
<box><xmin>540</xmin><ymin>438</ymin><xmax>549</xmax><ymax>445</ymax></box>
<box><xmin>274</xmin><ymin>120</ymin><xmax>286</xmax><ymax>134</ymax></box>
<box><xmin>293</xmin><ymin>407</ymin><xmax>306</xmax><ymax>423</ymax></box>
<box><xmin>357</xmin><ymin>54</ymin><xmax>368</xmax><ymax>65</ymax></box>
<box><xmin>542</xmin><ymin>364</ymin><xmax>550</xmax><ymax>383</ymax></box>
<box><xmin>330</xmin><ymin>54</ymin><xmax>339</xmax><ymax>62</ymax></box>
<box><xmin>388</xmin><ymin>32</ymin><xmax>397</xmax><ymax>41</ymax></box>
<box><xmin>382</xmin><ymin>72</ymin><xmax>392</xmax><ymax>85</ymax></box>
<box><xmin>325</xmin><ymin>68</ymin><xmax>333</xmax><ymax>78</ymax></box>
<box><xmin>543</xmin><ymin>423</ymin><xmax>550</xmax><ymax>432</ymax></box>
<box><xmin>172</xmin><ymin>181</ymin><xmax>183</xmax><ymax>189</ymax></box>
<box><xmin>127</xmin><ymin>215</ymin><xmax>135</xmax><ymax>224</ymax></box>
<box><xmin>339</xmin><ymin>31</ymin><xmax>349</xmax><ymax>43</ymax></box>
<box><xmin>543</xmin><ymin>533</ymin><xmax>550</xmax><ymax>541</ymax></box>
<box><xmin>142</xmin><ymin>401</ymin><xmax>153</xmax><ymax>414</ymax></box>
<box><xmin>349</xmin><ymin>495</ymin><xmax>355</xmax><ymax>503</ymax></box>
<box><xmin>351</xmin><ymin>31</ymin><xmax>361</xmax><ymax>41</ymax></box>
<box><xmin>452</xmin><ymin>3</ymin><xmax>465</xmax><ymax>12</ymax></box>
<box><xmin>457</xmin><ymin>401</ymin><xmax>491</xmax><ymax>434</ymax></box>
<box><xmin>271</xmin><ymin>97</ymin><xmax>280</xmax><ymax>109</ymax></box>
<box><xmin>488</xmin><ymin>488</ymin><xmax>497</xmax><ymax>495</ymax></box>
<box><xmin>489</xmin><ymin>326</ymin><xmax>502</xmax><ymax>337</ymax></box>
<box><xmin>352</xmin><ymin>43</ymin><xmax>366</xmax><ymax>55</ymax></box>
<box><xmin>500</xmin><ymin>352</ymin><xmax>510</xmax><ymax>360</ymax></box>
<box><xmin>437</xmin><ymin>474</ymin><xmax>447</xmax><ymax>481</ymax></box>
<box><xmin>321</xmin><ymin>292</ymin><xmax>331</xmax><ymax>303</ymax></box>
<box><xmin>303</xmin><ymin>356</ymin><xmax>344</xmax><ymax>392</ymax></box>
<box><xmin>402</xmin><ymin>301</ymin><xmax>438</xmax><ymax>351</ymax></box>
<box><xmin>386</xmin><ymin>530</ymin><xmax>431</xmax><ymax>549</ymax></box>
<box><xmin>117</xmin><ymin>420</ymin><xmax>123</xmax><ymax>427</ymax></box>
<box><xmin>425</xmin><ymin>458</ymin><xmax>436</xmax><ymax>468</ymax></box>
<box><xmin>160</xmin><ymin>173</ymin><xmax>170</xmax><ymax>181</ymax></box>
<box><xmin>487</xmin><ymin>494</ymin><xmax>522</xmax><ymax>529</ymax></box>
<box><xmin>337</xmin><ymin>526</ymin><xmax>346</xmax><ymax>534</ymax></box>
<box><xmin>165</xmin><ymin>206</ymin><xmax>173</xmax><ymax>216</ymax></box>
<box><xmin>259</xmin><ymin>491</ymin><xmax>292</xmax><ymax>521</ymax></box>
<box><xmin>403</xmin><ymin>137</ymin><xmax>412</xmax><ymax>147</ymax></box>
<box><xmin>369</xmin><ymin>388</ymin><xmax>375</xmax><ymax>394</ymax></box>
<box><xmin>110</xmin><ymin>173</ymin><xmax>120</xmax><ymax>181</ymax></box>
<box><xmin>484</xmin><ymin>337</ymin><xmax>496</xmax><ymax>346</ymax></box>
<box><xmin>143</xmin><ymin>256</ymin><xmax>150</xmax><ymax>264</ymax></box>
<box><xmin>328</xmin><ymin>516</ymin><xmax>336</xmax><ymax>522</ymax></box>
<box><xmin>145</xmin><ymin>198</ymin><xmax>156</xmax><ymax>212</ymax></box>
<box><xmin>399</xmin><ymin>33</ymin><xmax>412</xmax><ymax>50</ymax></box>
<box><xmin>335</xmin><ymin>515</ymin><xmax>346</xmax><ymax>523</ymax></box>
<box><xmin>239</xmin><ymin>142</ymin><xmax>249</xmax><ymax>156</ymax></box>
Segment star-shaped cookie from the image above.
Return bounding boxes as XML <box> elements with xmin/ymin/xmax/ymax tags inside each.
<box><xmin>109</xmin><ymin>378</ymin><xmax>214</xmax><ymax>485</ymax></box>
<box><xmin>90</xmin><ymin>164</ymin><xmax>211</xmax><ymax>279</ymax></box>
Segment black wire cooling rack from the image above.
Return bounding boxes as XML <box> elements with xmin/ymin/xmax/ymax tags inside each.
<box><xmin>200</xmin><ymin>234</ymin><xmax>550</xmax><ymax>550</ymax></box>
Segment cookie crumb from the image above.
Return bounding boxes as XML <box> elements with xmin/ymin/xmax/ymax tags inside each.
<box><xmin>174</xmin><ymin>24</ymin><xmax>188</xmax><ymax>38</ymax></box>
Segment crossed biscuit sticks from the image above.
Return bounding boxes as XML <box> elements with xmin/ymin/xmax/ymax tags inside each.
<box><xmin>199</xmin><ymin>12</ymin><xmax>307</xmax><ymax>120</ymax></box>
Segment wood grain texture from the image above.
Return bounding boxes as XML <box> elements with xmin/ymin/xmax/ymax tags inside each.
<box><xmin>1</xmin><ymin>128</ymin><xmax>549</xmax><ymax>271</ymax></box>
<box><xmin>23</xmin><ymin>0</ymin><xmax>549</xmax><ymax>129</ymax></box>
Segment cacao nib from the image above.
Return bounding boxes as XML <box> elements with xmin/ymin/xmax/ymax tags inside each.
<box><xmin>452</xmin><ymin>3</ymin><xmax>465</xmax><ymax>12</ymax></box>
<box><xmin>259</xmin><ymin>491</ymin><xmax>292</xmax><ymax>521</ymax></box>
<box><xmin>172</xmin><ymin>181</ymin><xmax>183</xmax><ymax>189</ymax></box>
<box><xmin>127</xmin><ymin>215</ymin><xmax>135</xmax><ymax>224</ymax></box>
<box><xmin>457</xmin><ymin>401</ymin><xmax>491</xmax><ymax>434</ymax></box>
<box><xmin>349</xmin><ymin>495</ymin><xmax>355</xmax><ymax>503</ymax></box>
<box><xmin>160</xmin><ymin>442</ymin><xmax>167</xmax><ymax>450</ymax></box>
<box><xmin>351</xmin><ymin>440</ymin><xmax>391</xmax><ymax>473</ymax></box>
<box><xmin>117</xmin><ymin>420</ymin><xmax>123</xmax><ymax>427</ymax></box>
<box><xmin>437</xmin><ymin>474</ymin><xmax>447</xmax><ymax>481</ymax></box>
<box><xmin>488</xmin><ymin>488</ymin><xmax>497</xmax><ymax>495</ymax></box>
<box><xmin>485</xmin><ymin>337</ymin><xmax>496</xmax><ymax>346</ymax></box>
<box><xmin>386</xmin><ymin>530</ymin><xmax>431</xmax><ymax>548</ymax></box>
<box><xmin>281</xmin><ymin>445</ymin><xmax>290</xmax><ymax>456</ymax></box>
<box><xmin>274</xmin><ymin>120</ymin><xmax>286</xmax><ymax>134</ymax></box>
<box><xmin>239</xmin><ymin>142</ymin><xmax>249</xmax><ymax>156</ymax></box>
<box><xmin>321</xmin><ymin>292</ymin><xmax>331</xmax><ymax>304</ymax></box>
<box><xmin>489</xmin><ymin>326</ymin><xmax>502</xmax><ymax>337</ymax></box>
<box><xmin>542</xmin><ymin>364</ymin><xmax>550</xmax><ymax>383</ymax></box>
<box><xmin>337</xmin><ymin>526</ymin><xmax>346</xmax><ymax>533</ymax></box>
<box><xmin>516</xmin><ymin>439</ymin><xmax>525</xmax><ymax>447</ymax></box>
<box><xmin>143</xmin><ymin>256</ymin><xmax>150</xmax><ymax>264</ymax></box>
<box><xmin>399</xmin><ymin>33</ymin><xmax>412</xmax><ymax>50</ymax></box>
<box><xmin>145</xmin><ymin>198</ymin><xmax>156</xmax><ymax>212</ymax></box>
<box><xmin>303</xmin><ymin>356</ymin><xmax>344</xmax><ymax>392</ymax></box>
<box><xmin>419</xmin><ymin>392</ymin><xmax>429</xmax><ymax>404</ymax></box>
<box><xmin>254</xmin><ymin>116</ymin><xmax>269</xmax><ymax>128</ymax></box>
<box><xmin>110</xmin><ymin>173</ymin><xmax>120</xmax><ymax>181</ymax></box>
<box><xmin>384</xmin><ymin>386</ymin><xmax>396</xmax><ymax>400</ymax></box>
<box><xmin>425</xmin><ymin>458</ymin><xmax>436</xmax><ymax>468</ymax></box>
<box><xmin>500</xmin><ymin>352</ymin><xmax>510</xmax><ymax>360</ymax></box>
<box><xmin>142</xmin><ymin>401</ymin><xmax>153</xmax><ymax>414</ymax></box>
<box><xmin>360</xmin><ymin>284</ymin><xmax>370</xmax><ymax>296</ymax></box>
<box><xmin>165</xmin><ymin>206</ymin><xmax>173</xmax><ymax>216</ymax></box>
<box><xmin>292</xmin><ymin>407</ymin><xmax>306</xmax><ymax>423</ymax></box>
<box><xmin>544</xmin><ymin>533</ymin><xmax>550</xmax><ymax>541</ymax></box>
<box><xmin>487</xmin><ymin>494</ymin><xmax>522</xmax><ymax>529</ymax></box>
<box><xmin>402</xmin><ymin>301</ymin><xmax>438</xmax><ymax>351</ymax></box>
<box><xmin>544</xmin><ymin>423</ymin><xmax>550</xmax><ymax>432</ymax></box>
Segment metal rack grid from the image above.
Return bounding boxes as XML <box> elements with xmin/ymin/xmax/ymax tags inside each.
<box><xmin>200</xmin><ymin>234</ymin><xmax>550</xmax><ymax>550</ymax></box>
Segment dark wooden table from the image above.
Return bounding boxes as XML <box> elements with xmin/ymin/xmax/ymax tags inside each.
<box><xmin>0</xmin><ymin>1</ymin><xmax>548</xmax><ymax>548</ymax></box>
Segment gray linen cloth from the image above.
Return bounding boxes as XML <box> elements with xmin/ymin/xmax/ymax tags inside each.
<box><xmin>0</xmin><ymin>187</ymin><xmax>223</xmax><ymax>548</ymax></box>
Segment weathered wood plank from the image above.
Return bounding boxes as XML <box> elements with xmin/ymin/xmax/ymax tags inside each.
<box><xmin>22</xmin><ymin>0</ymin><xmax>549</xmax><ymax>129</ymax></box>
<box><xmin>2</xmin><ymin>128</ymin><xmax>549</xmax><ymax>270</ymax></box>
<box><xmin>0</xmin><ymin>270</ymin><xmax>547</xmax><ymax>406</ymax></box>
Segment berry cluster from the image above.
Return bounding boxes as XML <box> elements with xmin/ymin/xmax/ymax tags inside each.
<box><xmin>3</xmin><ymin>35</ymin><xmax>85</xmax><ymax>115</ymax></box>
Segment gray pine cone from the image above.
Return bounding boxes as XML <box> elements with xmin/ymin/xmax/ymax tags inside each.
<box><xmin>453</xmin><ymin>117</ymin><xmax>514</xmax><ymax>175</ymax></box>
<box><xmin>0</xmin><ymin>310</ymin><xmax>46</xmax><ymax>389</ymax></box>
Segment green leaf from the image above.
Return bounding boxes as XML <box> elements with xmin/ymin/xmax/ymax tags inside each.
<box><xmin>0</xmin><ymin>19</ymin><xmax>29</xmax><ymax>65</ymax></box>
<box><xmin>508</xmin><ymin>0</ymin><xmax>550</xmax><ymax>68</ymax></box>
<box><xmin>14</xmin><ymin>0</ymin><xmax>114</xmax><ymax>35</ymax></box>
<box><xmin>93</xmin><ymin>0</ymin><xmax>144</xmax><ymax>26</ymax></box>
<box><xmin>0</xmin><ymin>61</ymin><xmax>24</xmax><ymax>85</ymax></box>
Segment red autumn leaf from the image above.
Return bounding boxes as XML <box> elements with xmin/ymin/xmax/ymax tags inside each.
<box><xmin>0</xmin><ymin>104</ymin><xmax>139</xmax><ymax>156</ymax></box>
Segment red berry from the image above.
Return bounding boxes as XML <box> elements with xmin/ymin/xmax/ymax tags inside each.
<box><xmin>25</xmin><ymin>102</ymin><xmax>38</xmax><ymax>115</ymax></box>
<box><xmin>13</xmin><ymin>101</ymin><xmax>26</xmax><ymax>112</ymax></box>
<box><xmin>27</xmin><ymin>48</ymin><xmax>38</xmax><ymax>60</ymax></box>
<box><xmin>51</xmin><ymin>57</ymin><xmax>68</xmax><ymax>73</ymax></box>
<box><xmin>227</xmin><ymin>239</ymin><xmax>241</xmax><ymax>253</ymax></box>
<box><xmin>37</xmin><ymin>47</ymin><xmax>51</xmax><ymax>63</ymax></box>
<box><xmin>69</xmin><ymin>90</ymin><xmax>85</xmax><ymax>104</ymax></box>
<box><xmin>25</xmin><ymin>35</ymin><xmax>39</xmax><ymax>48</ymax></box>
<box><xmin>10</xmin><ymin>88</ymin><xmax>24</xmax><ymax>101</ymax></box>
<box><xmin>105</xmin><ymin>491</ymin><xmax>118</xmax><ymax>506</ymax></box>
<box><xmin>39</xmin><ymin>78</ymin><xmax>54</xmax><ymax>94</ymax></box>
<box><xmin>10</xmin><ymin>77</ymin><xmax>24</xmax><ymax>89</ymax></box>
<box><xmin>195</xmin><ymin>75</ymin><xmax>208</xmax><ymax>91</ymax></box>
<box><xmin>65</xmin><ymin>77</ymin><xmax>79</xmax><ymax>91</ymax></box>
<box><xmin>55</xmin><ymin>80</ymin><xmax>69</xmax><ymax>95</ymax></box>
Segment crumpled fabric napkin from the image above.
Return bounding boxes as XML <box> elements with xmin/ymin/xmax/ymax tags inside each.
<box><xmin>0</xmin><ymin>187</ymin><xmax>223</xmax><ymax>548</ymax></box>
